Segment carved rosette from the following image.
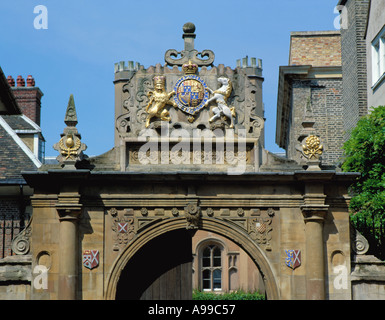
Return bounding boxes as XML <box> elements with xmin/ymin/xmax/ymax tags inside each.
<box><xmin>184</xmin><ymin>202</ymin><xmax>201</xmax><ymax>229</ymax></box>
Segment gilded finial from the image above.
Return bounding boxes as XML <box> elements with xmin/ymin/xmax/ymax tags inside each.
<box><xmin>53</xmin><ymin>94</ymin><xmax>88</xmax><ymax>168</ymax></box>
<box><xmin>302</xmin><ymin>135</ymin><xmax>323</xmax><ymax>160</ymax></box>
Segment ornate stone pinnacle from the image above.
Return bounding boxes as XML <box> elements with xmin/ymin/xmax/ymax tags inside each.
<box><xmin>53</xmin><ymin>94</ymin><xmax>87</xmax><ymax>168</ymax></box>
<box><xmin>165</xmin><ymin>22</ymin><xmax>215</xmax><ymax>67</ymax></box>
<box><xmin>64</xmin><ymin>94</ymin><xmax>78</xmax><ymax>127</ymax></box>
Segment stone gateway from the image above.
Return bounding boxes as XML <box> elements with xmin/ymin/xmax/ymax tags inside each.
<box><xmin>18</xmin><ymin>23</ymin><xmax>362</xmax><ymax>300</ymax></box>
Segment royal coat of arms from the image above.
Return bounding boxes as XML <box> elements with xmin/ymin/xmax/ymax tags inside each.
<box><xmin>83</xmin><ymin>250</ymin><xmax>99</xmax><ymax>270</ymax></box>
<box><xmin>285</xmin><ymin>249</ymin><xmax>301</xmax><ymax>270</ymax></box>
<box><xmin>173</xmin><ymin>75</ymin><xmax>209</xmax><ymax>118</ymax></box>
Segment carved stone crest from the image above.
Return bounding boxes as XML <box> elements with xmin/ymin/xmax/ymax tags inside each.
<box><xmin>111</xmin><ymin>210</ymin><xmax>135</xmax><ymax>250</ymax></box>
<box><xmin>173</xmin><ymin>74</ymin><xmax>209</xmax><ymax>120</ymax></box>
<box><xmin>248</xmin><ymin>208</ymin><xmax>274</xmax><ymax>250</ymax></box>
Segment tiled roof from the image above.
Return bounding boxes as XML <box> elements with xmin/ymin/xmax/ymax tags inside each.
<box><xmin>1</xmin><ymin>115</ymin><xmax>36</xmax><ymax>131</ymax></box>
<box><xmin>0</xmin><ymin>120</ymin><xmax>39</xmax><ymax>181</ymax></box>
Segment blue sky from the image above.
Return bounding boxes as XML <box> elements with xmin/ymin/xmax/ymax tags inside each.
<box><xmin>0</xmin><ymin>0</ymin><xmax>341</xmax><ymax>157</ymax></box>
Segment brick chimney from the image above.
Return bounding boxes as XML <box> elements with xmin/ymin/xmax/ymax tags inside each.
<box><xmin>8</xmin><ymin>75</ymin><xmax>43</xmax><ymax>126</ymax></box>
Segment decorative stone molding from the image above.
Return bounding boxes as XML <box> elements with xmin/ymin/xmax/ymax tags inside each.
<box><xmin>56</xmin><ymin>193</ymin><xmax>82</xmax><ymax>221</ymax></box>
<box><xmin>111</xmin><ymin>214</ymin><xmax>135</xmax><ymax>251</ymax></box>
<box><xmin>106</xmin><ymin>206</ymin><xmax>279</xmax><ymax>250</ymax></box>
<box><xmin>248</xmin><ymin>208</ymin><xmax>275</xmax><ymax>250</ymax></box>
<box><xmin>301</xmin><ymin>205</ymin><xmax>328</xmax><ymax>222</ymax></box>
<box><xmin>11</xmin><ymin>217</ymin><xmax>32</xmax><ymax>255</ymax></box>
<box><xmin>184</xmin><ymin>202</ymin><xmax>201</xmax><ymax>229</ymax></box>
<box><xmin>351</xmin><ymin>227</ymin><xmax>369</xmax><ymax>255</ymax></box>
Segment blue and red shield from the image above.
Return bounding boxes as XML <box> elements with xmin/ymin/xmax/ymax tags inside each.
<box><xmin>173</xmin><ymin>75</ymin><xmax>208</xmax><ymax>115</ymax></box>
<box><xmin>285</xmin><ymin>249</ymin><xmax>301</xmax><ymax>269</ymax></box>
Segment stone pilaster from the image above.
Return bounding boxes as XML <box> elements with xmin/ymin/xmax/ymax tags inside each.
<box><xmin>56</xmin><ymin>192</ymin><xmax>82</xmax><ymax>300</ymax></box>
<box><xmin>301</xmin><ymin>182</ymin><xmax>328</xmax><ymax>300</ymax></box>
<box><xmin>301</xmin><ymin>206</ymin><xmax>328</xmax><ymax>300</ymax></box>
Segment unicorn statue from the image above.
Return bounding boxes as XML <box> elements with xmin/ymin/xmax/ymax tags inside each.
<box><xmin>205</xmin><ymin>77</ymin><xmax>235</xmax><ymax>128</ymax></box>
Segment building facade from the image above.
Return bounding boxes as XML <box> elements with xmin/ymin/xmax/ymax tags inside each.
<box><xmin>276</xmin><ymin>31</ymin><xmax>344</xmax><ymax>168</ymax></box>
<box><xmin>364</xmin><ymin>0</ymin><xmax>385</xmax><ymax>109</ymax></box>
<box><xmin>17</xmin><ymin>23</ymin><xmax>359</xmax><ymax>301</ymax></box>
<box><xmin>0</xmin><ymin>15</ymin><xmax>384</xmax><ymax>300</ymax></box>
<box><xmin>0</xmin><ymin>68</ymin><xmax>44</xmax><ymax>299</ymax></box>
<box><xmin>338</xmin><ymin>0</ymin><xmax>370</xmax><ymax>139</ymax></box>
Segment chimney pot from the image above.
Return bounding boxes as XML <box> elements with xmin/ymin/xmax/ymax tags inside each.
<box><xmin>7</xmin><ymin>76</ymin><xmax>15</xmax><ymax>87</ymax></box>
<box><xmin>16</xmin><ymin>75</ymin><xmax>25</xmax><ymax>87</ymax></box>
<box><xmin>26</xmin><ymin>75</ymin><xmax>35</xmax><ymax>87</ymax></box>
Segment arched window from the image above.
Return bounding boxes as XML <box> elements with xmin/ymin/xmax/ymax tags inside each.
<box><xmin>201</xmin><ymin>244</ymin><xmax>222</xmax><ymax>291</ymax></box>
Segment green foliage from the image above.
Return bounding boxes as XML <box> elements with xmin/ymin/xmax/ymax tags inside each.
<box><xmin>192</xmin><ymin>289</ymin><xmax>265</xmax><ymax>300</ymax></box>
<box><xmin>342</xmin><ymin>106</ymin><xmax>385</xmax><ymax>258</ymax></box>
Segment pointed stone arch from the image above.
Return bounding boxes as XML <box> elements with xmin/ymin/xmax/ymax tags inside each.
<box><xmin>105</xmin><ymin>217</ymin><xmax>279</xmax><ymax>300</ymax></box>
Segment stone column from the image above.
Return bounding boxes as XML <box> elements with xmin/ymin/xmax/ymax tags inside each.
<box><xmin>56</xmin><ymin>193</ymin><xmax>82</xmax><ymax>300</ymax></box>
<box><xmin>301</xmin><ymin>206</ymin><xmax>328</xmax><ymax>300</ymax></box>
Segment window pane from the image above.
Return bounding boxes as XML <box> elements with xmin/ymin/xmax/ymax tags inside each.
<box><xmin>202</xmin><ymin>269</ymin><xmax>211</xmax><ymax>290</ymax></box>
<box><xmin>213</xmin><ymin>247</ymin><xmax>221</xmax><ymax>267</ymax></box>
<box><xmin>373</xmin><ymin>41</ymin><xmax>381</xmax><ymax>83</ymax></box>
<box><xmin>213</xmin><ymin>269</ymin><xmax>221</xmax><ymax>289</ymax></box>
<box><xmin>202</xmin><ymin>247</ymin><xmax>211</xmax><ymax>267</ymax></box>
<box><xmin>202</xmin><ymin>256</ymin><xmax>210</xmax><ymax>267</ymax></box>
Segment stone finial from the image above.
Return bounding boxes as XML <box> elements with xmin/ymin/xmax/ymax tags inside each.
<box><xmin>301</xmin><ymin>135</ymin><xmax>323</xmax><ymax>171</ymax></box>
<box><xmin>64</xmin><ymin>94</ymin><xmax>78</xmax><ymax>127</ymax></box>
<box><xmin>53</xmin><ymin>94</ymin><xmax>87</xmax><ymax>169</ymax></box>
<box><xmin>164</xmin><ymin>22</ymin><xmax>215</xmax><ymax>67</ymax></box>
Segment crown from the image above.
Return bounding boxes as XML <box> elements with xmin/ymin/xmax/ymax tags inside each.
<box><xmin>182</xmin><ymin>60</ymin><xmax>198</xmax><ymax>74</ymax></box>
<box><xmin>153</xmin><ymin>75</ymin><xmax>166</xmax><ymax>84</ymax></box>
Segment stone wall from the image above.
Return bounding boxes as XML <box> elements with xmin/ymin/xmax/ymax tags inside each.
<box><xmin>0</xmin><ymin>255</ymin><xmax>31</xmax><ymax>300</ymax></box>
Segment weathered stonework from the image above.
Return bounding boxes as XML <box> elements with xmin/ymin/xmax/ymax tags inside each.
<box><xmin>15</xmin><ymin>23</ymin><xmax>361</xmax><ymax>301</ymax></box>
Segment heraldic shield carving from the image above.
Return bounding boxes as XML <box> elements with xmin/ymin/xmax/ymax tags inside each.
<box><xmin>173</xmin><ymin>75</ymin><xmax>208</xmax><ymax>117</ymax></box>
<box><xmin>285</xmin><ymin>249</ymin><xmax>301</xmax><ymax>270</ymax></box>
<box><xmin>83</xmin><ymin>250</ymin><xmax>99</xmax><ymax>270</ymax></box>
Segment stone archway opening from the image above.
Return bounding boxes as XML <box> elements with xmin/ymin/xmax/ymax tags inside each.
<box><xmin>107</xmin><ymin>217</ymin><xmax>279</xmax><ymax>300</ymax></box>
<box><xmin>115</xmin><ymin>229</ymin><xmax>193</xmax><ymax>300</ymax></box>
